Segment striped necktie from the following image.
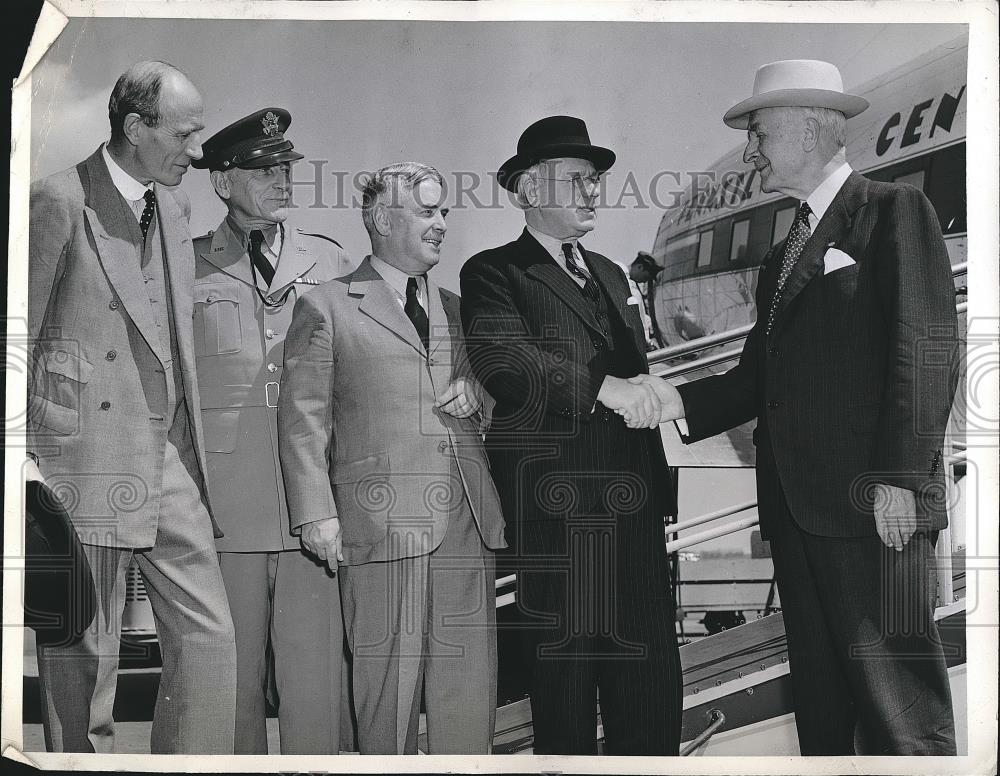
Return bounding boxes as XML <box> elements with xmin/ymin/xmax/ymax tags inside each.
<box><xmin>562</xmin><ymin>242</ymin><xmax>599</xmax><ymax>301</ymax></box>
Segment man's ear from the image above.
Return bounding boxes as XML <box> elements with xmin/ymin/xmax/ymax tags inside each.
<box><xmin>373</xmin><ymin>202</ymin><xmax>390</xmax><ymax>237</ymax></box>
<box><xmin>121</xmin><ymin>113</ymin><xmax>145</xmax><ymax>148</ymax></box>
<box><xmin>802</xmin><ymin>117</ymin><xmax>820</xmax><ymax>153</ymax></box>
<box><xmin>211</xmin><ymin>170</ymin><xmax>231</xmax><ymax>200</ymax></box>
<box><xmin>518</xmin><ymin>172</ymin><xmax>540</xmax><ymax>209</ymax></box>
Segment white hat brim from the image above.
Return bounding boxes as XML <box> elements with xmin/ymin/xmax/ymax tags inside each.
<box><xmin>723</xmin><ymin>89</ymin><xmax>870</xmax><ymax>129</ymax></box>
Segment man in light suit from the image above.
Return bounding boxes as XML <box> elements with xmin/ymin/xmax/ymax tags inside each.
<box><xmin>190</xmin><ymin>108</ymin><xmax>354</xmax><ymax>754</ymax></box>
<box><xmin>460</xmin><ymin>116</ymin><xmax>682</xmax><ymax>755</ymax></box>
<box><xmin>278</xmin><ymin>162</ymin><xmax>506</xmax><ymax>754</ymax></box>
<box><xmin>637</xmin><ymin>60</ymin><xmax>959</xmax><ymax>755</ymax></box>
<box><xmin>26</xmin><ymin>60</ymin><xmax>237</xmax><ymax>753</ymax></box>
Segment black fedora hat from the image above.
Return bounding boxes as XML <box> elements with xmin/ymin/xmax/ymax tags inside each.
<box><xmin>193</xmin><ymin>107</ymin><xmax>304</xmax><ymax>172</ymax></box>
<box><xmin>497</xmin><ymin>115</ymin><xmax>616</xmax><ymax>192</ymax></box>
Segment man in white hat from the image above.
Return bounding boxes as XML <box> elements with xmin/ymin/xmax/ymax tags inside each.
<box><xmin>634</xmin><ymin>60</ymin><xmax>959</xmax><ymax>755</ymax></box>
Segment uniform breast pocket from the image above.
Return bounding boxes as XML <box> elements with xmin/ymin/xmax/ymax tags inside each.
<box><xmin>193</xmin><ymin>283</ymin><xmax>243</xmax><ymax>356</ymax></box>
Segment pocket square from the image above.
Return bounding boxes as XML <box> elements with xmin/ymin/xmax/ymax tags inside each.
<box><xmin>823</xmin><ymin>247</ymin><xmax>856</xmax><ymax>274</ymax></box>
<box><xmin>626</xmin><ymin>296</ymin><xmax>641</xmax><ymax>306</ymax></box>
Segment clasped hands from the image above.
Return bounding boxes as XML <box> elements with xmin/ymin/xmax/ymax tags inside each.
<box><xmin>597</xmin><ymin>374</ymin><xmax>684</xmax><ymax>429</ymax></box>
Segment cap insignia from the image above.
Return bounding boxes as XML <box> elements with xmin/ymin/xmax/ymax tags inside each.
<box><xmin>262</xmin><ymin>111</ymin><xmax>281</xmax><ymax>137</ymax></box>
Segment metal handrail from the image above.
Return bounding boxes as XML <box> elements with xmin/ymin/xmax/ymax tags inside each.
<box><xmin>648</xmin><ymin>324</ymin><xmax>752</xmax><ymax>365</ymax></box>
<box><xmin>654</xmin><ymin>346</ymin><xmax>744</xmax><ymax>379</ymax></box>
<box><xmin>646</xmin><ymin>260</ymin><xmax>968</xmax><ymax>374</ymax></box>
<box><xmin>681</xmin><ymin>709</ymin><xmax>726</xmax><ymax>756</ymax></box>
<box><xmin>665</xmin><ymin>500</ymin><xmax>757</xmax><ymax>536</ymax></box>
<box><xmin>666</xmin><ymin>515</ymin><xmax>760</xmax><ymax>554</ymax></box>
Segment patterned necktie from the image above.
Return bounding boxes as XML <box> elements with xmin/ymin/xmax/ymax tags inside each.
<box><xmin>139</xmin><ymin>189</ymin><xmax>156</xmax><ymax>240</ymax></box>
<box><xmin>766</xmin><ymin>201</ymin><xmax>812</xmax><ymax>334</ymax></box>
<box><xmin>562</xmin><ymin>242</ymin><xmax>599</xmax><ymax>301</ymax></box>
<box><xmin>405</xmin><ymin>275</ymin><xmax>430</xmax><ymax>351</ymax></box>
<box><xmin>249</xmin><ymin>229</ymin><xmax>275</xmax><ymax>287</ymax></box>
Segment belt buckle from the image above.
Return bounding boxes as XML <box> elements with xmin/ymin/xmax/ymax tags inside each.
<box><xmin>265</xmin><ymin>381</ymin><xmax>280</xmax><ymax>408</ymax></box>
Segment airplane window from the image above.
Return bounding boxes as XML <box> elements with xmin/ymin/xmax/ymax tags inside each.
<box><xmin>697</xmin><ymin>230</ymin><xmax>714</xmax><ymax>268</ymax></box>
<box><xmin>730</xmin><ymin>219</ymin><xmax>750</xmax><ymax>262</ymax></box>
<box><xmin>772</xmin><ymin>206</ymin><xmax>796</xmax><ymax>246</ymax></box>
<box><xmin>894</xmin><ymin>170</ymin><xmax>926</xmax><ymax>191</ymax></box>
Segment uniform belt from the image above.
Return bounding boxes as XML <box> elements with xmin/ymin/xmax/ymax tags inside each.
<box><xmin>198</xmin><ymin>382</ymin><xmax>280</xmax><ymax>409</ymax></box>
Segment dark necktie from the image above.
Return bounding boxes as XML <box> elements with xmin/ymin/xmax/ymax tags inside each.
<box><xmin>249</xmin><ymin>229</ymin><xmax>275</xmax><ymax>287</ymax></box>
<box><xmin>766</xmin><ymin>201</ymin><xmax>812</xmax><ymax>334</ymax></box>
<box><xmin>562</xmin><ymin>242</ymin><xmax>599</xmax><ymax>301</ymax></box>
<box><xmin>139</xmin><ymin>189</ymin><xmax>156</xmax><ymax>240</ymax></box>
<box><xmin>405</xmin><ymin>275</ymin><xmax>429</xmax><ymax>351</ymax></box>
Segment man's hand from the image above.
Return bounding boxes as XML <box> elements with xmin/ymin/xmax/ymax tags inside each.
<box><xmin>598</xmin><ymin>376</ymin><xmax>660</xmax><ymax>429</ymax></box>
<box><xmin>435</xmin><ymin>377</ymin><xmax>483</xmax><ymax>419</ymax></box>
<box><xmin>300</xmin><ymin>517</ymin><xmax>344</xmax><ymax>572</ymax></box>
<box><xmin>628</xmin><ymin>374</ymin><xmax>685</xmax><ymax>425</ymax></box>
<box><xmin>25</xmin><ymin>456</ymin><xmax>44</xmax><ymax>484</ymax></box>
<box><xmin>873</xmin><ymin>483</ymin><xmax>918</xmax><ymax>552</ymax></box>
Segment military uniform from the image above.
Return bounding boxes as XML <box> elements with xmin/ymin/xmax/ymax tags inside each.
<box><xmin>190</xmin><ymin>108</ymin><xmax>354</xmax><ymax>754</ymax></box>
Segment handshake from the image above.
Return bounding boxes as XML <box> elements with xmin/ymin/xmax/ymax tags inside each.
<box><xmin>597</xmin><ymin>374</ymin><xmax>685</xmax><ymax>429</ymax></box>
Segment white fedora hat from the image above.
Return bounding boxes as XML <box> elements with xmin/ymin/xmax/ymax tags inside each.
<box><xmin>723</xmin><ymin>59</ymin><xmax>869</xmax><ymax>129</ymax></box>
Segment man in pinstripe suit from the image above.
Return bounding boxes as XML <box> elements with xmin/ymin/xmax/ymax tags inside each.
<box><xmin>637</xmin><ymin>61</ymin><xmax>958</xmax><ymax>754</ymax></box>
<box><xmin>460</xmin><ymin>116</ymin><xmax>682</xmax><ymax>755</ymax></box>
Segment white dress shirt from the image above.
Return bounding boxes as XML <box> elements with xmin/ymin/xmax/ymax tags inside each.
<box><xmin>805</xmin><ymin>162</ymin><xmax>852</xmax><ymax>229</ymax></box>
<box><xmin>102</xmin><ymin>143</ymin><xmax>152</xmax><ymax>223</ymax></box>
<box><xmin>526</xmin><ymin>224</ymin><xmax>589</xmax><ymax>288</ymax></box>
<box><xmin>369</xmin><ymin>254</ymin><xmax>427</xmax><ymax>310</ymax></box>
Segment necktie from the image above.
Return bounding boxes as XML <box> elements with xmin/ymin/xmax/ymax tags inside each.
<box><xmin>562</xmin><ymin>242</ymin><xmax>599</xmax><ymax>301</ymax></box>
<box><xmin>139</xmin><ymin>189</ymin><xmax>156</xmax><ymax>240</ymax></box>
<box><xmin>766</xmin><ymin>202</ymin><xmax>812</xmax><ymax>334</ymax></box>
<box><xmin>249</xmin><ymin>229</ymin><xmax>275</xmax><ymax>287</ymax></box>
<box><xmin>405</xmin><ymin>275</ymin><xmax>430</xmax><ymax>351</ymax></box>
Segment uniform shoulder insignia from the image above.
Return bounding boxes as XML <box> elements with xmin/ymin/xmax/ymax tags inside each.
<box><xmin>299</xmin><ymin>230</ymin><xmax>344</xmax><ymax>250</ymax></box>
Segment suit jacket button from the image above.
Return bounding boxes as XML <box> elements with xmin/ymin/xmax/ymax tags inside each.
<box><xmin>265</xmin><ymin>329</ymin><xmax>276</xmax><ymax>339</ymax></box>
<box><xmin>438</xmin><ymin>440</ymin><xmax>449</xmax><ymax>453</ymax></box>
<box><xmin>109</xmin><ymin>300</ymin><xmax>120</xmax><ymax>310</ymax></box>
<box><xmin>767</xmin><ymin>399</ymin><xmax>781</xmax><ymax>409</ymax></box>
<box><xmin>267</xmin><ymin>363</ymin><xmax>278</xmax><ymax>373</ymax></box>
<box><xmin>768</xmin><ymin>347</ymin><xmax>778</xmax><ymax>357</ymax></box>
<box><xmin>106</xmin><ymin>350</ymin><xmax>117</xmax><ymax>361</ymax></box>
<box><xmin>100</xmin><ymin>401</ymin><xmax>111</xmax><ymax>410</ymax></box>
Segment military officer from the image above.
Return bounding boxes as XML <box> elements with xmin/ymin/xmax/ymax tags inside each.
<box><xmin>190</xmin><ymin>108</ymin><xmax>354</xmax><ymax>754</ymax></box>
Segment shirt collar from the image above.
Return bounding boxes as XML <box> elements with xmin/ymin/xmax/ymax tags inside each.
<box><xmin>226</xmin><ymin>217</ymin><xmax>282</xmax><ymax>259</ymax></box>
<box><xmin>806</xmin><ymin>162</ymin><xmax>852</xmax><ymax>222</ymax></box>
<box><xmin>369</xmin><ymin>254</ymin><xmax>424</xmax><ymax>300</ymax></box>
<box><xmin>526</xmin><ymin>224</ymin><xmax>580</xmax><ymax>264</ymax></box>
<box><xmin>101</xmin><ymin>143</ymin><xmax>151</xmax><ymax>202</ymax></box>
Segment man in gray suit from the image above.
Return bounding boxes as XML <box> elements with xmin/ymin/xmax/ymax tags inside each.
<box><xmin>26</xmin><ymin>60</ymin><xmax>237</xmax><ymax>753</ymax></box>
<box><xmin>279</xmin><ymin>162</ymin><xmax>506</xmax><ymax>754</ymax></box>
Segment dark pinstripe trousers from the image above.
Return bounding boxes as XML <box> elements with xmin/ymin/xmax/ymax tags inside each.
<box><xmin>515</xmin><ymin>506</ymin><xmax>682</xmax><ymax>755</ymax></box>
<box><xmin>767</xmin><ymin>482</ymin><xmax>956</xmax><ymax>755</ymax></box>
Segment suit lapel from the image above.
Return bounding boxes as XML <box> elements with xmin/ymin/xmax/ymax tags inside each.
<box><xmin>157</xmin><ymin>184</ymin><xmax>195</xmax><ymax>360</ymax></box>
<box><xmin>270</xmin><ymin>227</ymin><xmax>318</xmax><ymax>293</ymax></box>
<box><xmin>520</xmin><ymin>230</ymin><xmax>606</xmax><ymax>338</ymax></box>
<box><xmin>580</xmin><ymin>244</ymin><xmax>640</xmax><ymax>350</ymax></box>
<box><xmin>351</xmin><ymin>256</ymin><xmax>425</xmax><ymax>355</ymax></box>
<box><xmin>426</xmin><ymin>278</ymin><xmax>455</xmax><ymax>390</ymax></box>
<box><xmin>83</xmin><ymin>151</ymin><xmax>167</xmax><ymax>363</ymax></box>
<box><xmin>771</xmin><ymin>173</ymin><xmax>868</xmax><ymax>333</ymax></box>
